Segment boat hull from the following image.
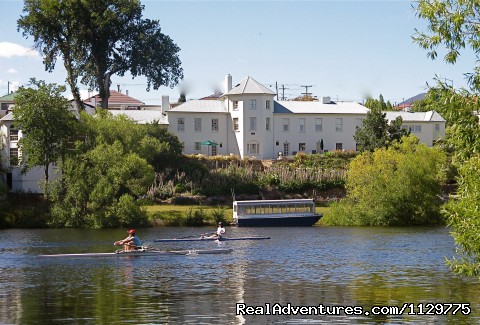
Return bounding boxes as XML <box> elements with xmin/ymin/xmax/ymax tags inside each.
<box><xmin>235</xmin><ymin>215</ymin><xmax>322</xmax><ymax>227</ymax></box>
<box><xmin>154</xmin><ymin>236</ymin><xmax>271</xmax><ymax>242</ymax></box>
<box><xmin>39</xmin><ymin>248</ymin><xmax>233</xmax><ymax>258</ymax></box>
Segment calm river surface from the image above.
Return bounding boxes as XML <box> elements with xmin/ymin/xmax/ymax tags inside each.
<box><xmin>0</xmin><ymin>226</ymin><xmax>479</xmax><ymax>324</ymax></box>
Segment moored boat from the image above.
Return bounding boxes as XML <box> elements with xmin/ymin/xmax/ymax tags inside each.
<box><xmin>154</xmin><ymin>236</ymin><xmax>271</xmax><ymax>242</ymax></box>
<box><xmin>38</xmin><ymin>248</ymin><xmax>233</xmax><ymax>258</ymax></box>
<box><xmin>233</xmin><ymin>199</ymin><xmax>322</xmax><ymax>227</ymax></box>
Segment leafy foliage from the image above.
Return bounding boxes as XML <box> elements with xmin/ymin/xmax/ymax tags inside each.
<box><xmin>413</xmin><ymin>0</ymin><xmax>480</xmax><ymax>91</ymax></box>
<box><xmin>18</xmin><ymin>0</ymin><xmax>183</xmax><ymax>109</ymax></box>
<box><xmin>323</xmin><ymin>136</ymin><xmax>447</xmax><ymax>226</ymax></box>
<box><xmin>354</xmin><ymin>107</ymin><xmax>409</xmax><ymax>152</ymax></box>
<box><xmin>444</xmin><ymin>155</ymin><xmax>480</xmax><ymax>276</ymax></box>
<box><xmin>13</xmin><ymin>79</ymin><xmax>77</xmax><ymax>190</ymax></box>
<box><xmin>47</xmin><ymin>112</ymin><xmax>182</xmax><ymax>228</ymax></box>
<box><xmin>364</xmin><ymin>94</ymin><xmax>394</xmax><ymax>111</ymax></box>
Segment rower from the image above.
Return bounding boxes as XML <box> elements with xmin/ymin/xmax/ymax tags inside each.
<box><xmin>201</xmin><ymin>222</ymin><xmax>226</xmax><ymax>240</ymax></box>
<box><xmin>114</xmin><ymin>229</ymin><xmax>142</xmax><ymax>252</ymax></box>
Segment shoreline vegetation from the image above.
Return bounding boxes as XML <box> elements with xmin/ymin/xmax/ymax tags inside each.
<box><xmin>0</xmin><ymin>148</ymin><xmax>453</xmax><ymax>229</ymax></box>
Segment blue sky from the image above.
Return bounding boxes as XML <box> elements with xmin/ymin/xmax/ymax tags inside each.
<box><xmin>0</xmin><ymin>0</ymin><xmax>476</xmax><ymax>105</ymax></box>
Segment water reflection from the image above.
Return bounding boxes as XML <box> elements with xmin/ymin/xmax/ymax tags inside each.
<box><xmin>0</xmin><ymin>227</ymin><xmax>479</xmax><ymax>324</ymax></box>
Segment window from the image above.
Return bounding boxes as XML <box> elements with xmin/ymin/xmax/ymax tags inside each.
<box><xmin>249</xmin><ymin>117</ymin><xmax>257</xmax><ymax>131</ymax></box>
<box><xmin>299</xmin><ymin>143</ymin><xmax>306</xmax><ymax>152</ymax></box>
<box><xmin>315</xmin><ymin>118</ymin><xmax>322</xmax><ymax>132</ymax></box>
<box><xmin>211</xmin><ymin>146</ymin><xmax>217</xmax><ymax>156</ymax></box>
<box><xmin>233</xmin><ymin>101</ymin><xmax>239</xmax><ymax>110</ymax></box>
<box><xmin>247</xmin><ymin>143</ymin><xmax>259</xmax><ymax>154</ymax></box>
<box><xmin>266</xmin><ymin>117</ymin><xmax>271</xmax><ymax>131</ymax></box>
<box><xmin>249</xmin><ymin>99</ymin><xmax>257</xmax><ymax>110</ymax></box>
<box><xmin>233</xmin><ymin>118</ymin><xmax>239</xmax><ymax>131</ymax></box>
<box><xmin>299</xmin><ymin>118</ymin><xmax>305</xmax><ymax>133</ymax></box>
<box><xmin>282</xmin><ymin>118</ymin><xmax>289</xmax><ymax>132</ymax></box>
<box><xmin>414</xmin><ymin>125</ymin><xmax>422</xmax><ymax>133</ymax></box>
<box><xmin>194</xmin><ymin>142</ymin><xmax>201</xmax><ymax>151</ymax></box>
<box><xmin>266</xmin><ymin>100</ymin><xmax>271</xmax><ymax>110</ymax></box>
<box><xmin>355</xmin><ymin>118</ymin><xmax>363</xmax><ymax>129</ymax></box>
<box><xmin>177</xmin><ymin>118</ymin><xmax>185</xmax><ymax>131</ymax></box>
<box><xmin>9</xmin><ymin>148</ymin><xmax>19</xmax><ymax>166</ymax></box>
<box><xmin>435</xmin><ymin>124</ymin><xmax>440</xmax><ymax>131</ymax></box>
<box><xmin>194</xmin><ymin>118</ymin><xmax>202</xmax><ymax>132</ymax></box>
<box><xmin>9</xmin><ymin>128</ymin><xmax>19</xmax><ymax>141</ymax></box>
<box><xmin>335</xmin><ymin>118</ymin><xmax>343</xmax><ymax>132</ymax></box>
<box><xmin>211</xmin><ymin>118</ymin><xmax>218</xmax><ymax>132</ymax></box>
<box><xmin>1</xmin><ymin>103</ymin><xmax>9</xmax><ymax>110</ymax></box>
<box><xmin>336</xmin><ymin>143</ymin><xmax>343</xmax><ymax>150</ymax></box>
<box><xmin>283</xmin><ymin>142</ymin><xmax>290</xmax><ymax>156</ymax></box>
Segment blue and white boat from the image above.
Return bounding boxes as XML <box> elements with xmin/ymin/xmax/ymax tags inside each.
<box><xmin>232</xmin><ymin>199</ymin><xmax>322</xmax><ymax>227</ymax></box>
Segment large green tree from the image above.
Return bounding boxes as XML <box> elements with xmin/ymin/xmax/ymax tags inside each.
<box><xmin>414</xmin><ymin>0</ymin><xmax>480</xmax><ymax>276</ymax></box>
<box><xmin>323</xmin><ymin>135</ymin><xmax>447</xmax><ymax>226</ymax></box>
<box><xmin>48</xmin><ymin>111</ymin><xmax>182</xmax><ymax>227</ymax></box>
<box><xmin>18</xmin><ymin>0</ymin><xmax>183</xmax><ymax>109</ymax></box>
<box><xmin>13</xmin><ymin>79</ymin><xmax>77</xmax><ymax>191</ymax></box>
<box><xmin>354</xmin><ymin>106</ymin><xmax>409</xmax><ymax>152</ymax></box>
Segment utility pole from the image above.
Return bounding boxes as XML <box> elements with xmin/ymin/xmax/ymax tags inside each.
<box><xmin>278</xmin><ymin>84</ymin><xmax>289</xmax><ymax>100</ymax></box>
<box><xmin>301</xmin><ymin>85</ymin><xmax>313</xmax><ymax>97</ymax></box>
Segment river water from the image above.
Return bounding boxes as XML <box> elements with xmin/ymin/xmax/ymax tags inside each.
<box><xmin>0</xmin><ymin>226</ymin><xmax>479</xmax><ymax>324</ymax></box>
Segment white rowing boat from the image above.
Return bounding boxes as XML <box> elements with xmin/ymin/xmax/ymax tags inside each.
<box><xmin>154</xmin><ymin>236</ymin><xmax>271</xmax><ymax>242</ymax></box>
<box><xmin>39</xmin><ymin>248</ymin><xmax>233</xmax><ymax>258</ymax></box>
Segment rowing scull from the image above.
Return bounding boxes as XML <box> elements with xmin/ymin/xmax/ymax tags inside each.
<box><xmin>154</xmin><ymin>236</ymin><xmax>271</xmax><ymax>242</ymax></box>
<box><xmin>39</xmin><ymin>248</ymin><xmax>233</xmax><ymax>258</ymax></box>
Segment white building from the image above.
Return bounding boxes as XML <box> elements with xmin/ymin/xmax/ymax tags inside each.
<box><xmin>0</xmin><ymin>74</ymin><xmax>447</xmax><ymax>193</ymax></box>
<box><xmin>167</xmin><ymin>75</ymin><xmax>446</xmax><ymax>159</ymax></box>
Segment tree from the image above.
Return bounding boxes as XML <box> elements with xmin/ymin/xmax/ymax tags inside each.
<box><xmin>13</xmin><ymin>79</ymin><xmax>77</xmax><ymax>192</ymax></box>
<box><xmin>354</xmin><ymin>107</ymin><xmax>409</xmax><ymax>152</ymax></box>
<box><xmin>364</xmin><ymin>94</ymin><xmax>394</xmax><ymax>111</ymax></box>
<box><xmin>445</xmin><ymin>155</ymin><xmax>480</xmax><ymax>276</ymax></box>
<box><xmin>413</xmin><ymin>0</ymin><xmax>480</xmax><ymax>91</ymax></box>
<box><xmin>414</xmin><ymin>0</ymin><xmax>480</xmax><ymax>276</ymax></box>
<box><xmin>18</xmin><ymin>0</ymin><xmax>183</xmax><ymax>109</ymax></box>
<box><xmin>323</xmin><ymin>135</ymin><xmax>447</xmax><ymax>226</ymax></box>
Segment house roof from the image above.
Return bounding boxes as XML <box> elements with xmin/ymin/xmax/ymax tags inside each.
<box><xmin>108</xmin><ymin>110</ymin><xmax>168</xmax><ymax>124</ymax></box>
<box><xmin>224</xmin><ymin>76</ymin><xmax>276</xmax><ymax>96</ymax></box>
<box><xmin>0</xmin><ymin>92</ymin><xmax>16</xmax><ymax>102</ymax></box>
<box><xmin>167</xmin><ymin>100</ymin><xmax>228</xmax><ymax>113</ymax></box>
<box><xmin>83</xmin><ymin>90</ymin><xmax>144</xmax><ymax>107</ymax></box>
<box><xmin>274</xmin><ymin>100</ymin><xmax>370</xmax><ymax>114</ymax></box>
<box><xmin>200</xmin><ymin>92</ymin><xmax>223</xmax><ymax>100</ymax></box>
<box><xmin>385</xmin><ymin>110</ymin><xmax>445</xmax><ymax>122</ymax></box>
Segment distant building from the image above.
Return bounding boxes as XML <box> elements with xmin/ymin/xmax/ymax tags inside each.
<box><xmin>0</xmin><ymin>93</ymin><xmax>16</xmax><ymax>118</ymax></box>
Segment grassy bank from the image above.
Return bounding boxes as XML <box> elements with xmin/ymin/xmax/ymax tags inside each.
<box><xmin>145</xmin><ymin>204</ymin><xmax>331</xmax><ymax>226</ymax></box>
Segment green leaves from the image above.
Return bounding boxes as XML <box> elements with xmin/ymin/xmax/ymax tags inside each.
<box><xmin>18</xmin><ymin>0</ymin><xmax>183</xmax><ymax>109</ymax></box>
<box><xmin>13</xmin><ymin>79</ymin><xmax>77</xmax><ymax>189</ymax></box>
<box><xmin>323</xmin><ymin>135</ymin><xmax>447</xmax><ymax>226</ymax></box>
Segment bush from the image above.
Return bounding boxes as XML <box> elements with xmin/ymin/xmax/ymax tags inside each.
<box><xmin>184</xmin><ymin>207</ymin><xmax>208</xmax><ymax>226</ymax></box>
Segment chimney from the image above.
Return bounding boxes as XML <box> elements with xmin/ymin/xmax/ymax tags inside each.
<box><xmin>321</xmin><ymin>96</ymin><xmax>331</xmax><ymax>104</ymax></box>
<box><xmin>161</xmin><ymin>95</ymin><xmax>170</xmax><ymax>114</ymax></box>
<box><xmin>126</xmin><ymin>90</ymin><xmax>129</xmax><ymax>96</ymax></box>
<box><xmin>224</xmin><ymin>74</ymin><xmax>232</xmax><ymax>94</ymax></box>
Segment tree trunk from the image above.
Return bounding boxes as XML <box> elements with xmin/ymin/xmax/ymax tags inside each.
<box><xmin>99</xmin><ymin>72</ymin><xmax>111</xmax><ymax>109</ymax></box>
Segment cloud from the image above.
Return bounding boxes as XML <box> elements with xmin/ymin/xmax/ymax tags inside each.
<box><xmin>6</xmin><ymin>68</ymin><xmax>18</xmax><ymax>74</ymax></box>
<box><xmin>0</xmin><ymin>42</ymin><xmax>39</xmax><ymax>58</ymax></box>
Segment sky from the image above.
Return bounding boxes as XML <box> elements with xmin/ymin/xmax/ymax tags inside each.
<box><xmin>0</xmin><ymin>0</ymin><xmax>477</xmax><ymax>105</ymax></box>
